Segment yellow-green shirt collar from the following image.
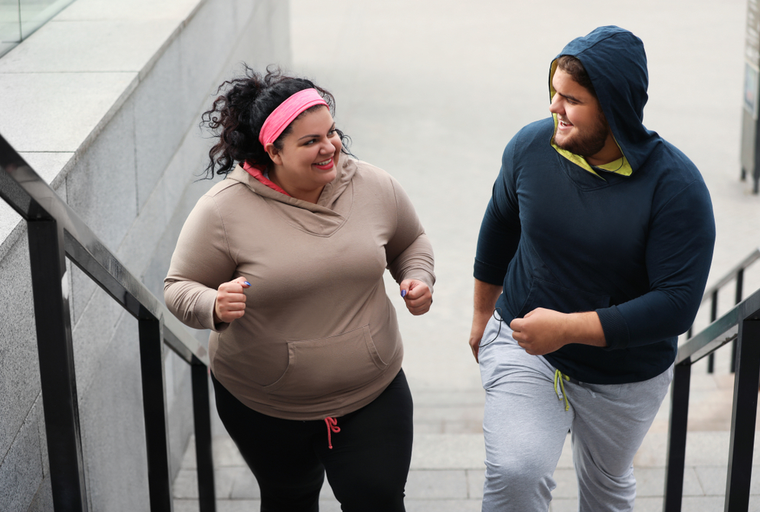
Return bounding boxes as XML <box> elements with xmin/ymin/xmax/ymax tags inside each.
<box><xmin>550</xmin><ymin>113</ymin><xmax>632</xmax><ymax>178</ymax></box>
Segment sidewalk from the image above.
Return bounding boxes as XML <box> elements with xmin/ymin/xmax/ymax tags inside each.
<box><xmin>173</xmin><ymin>0</ymin><xmax>760</xmax><ymax>509</ymax></box>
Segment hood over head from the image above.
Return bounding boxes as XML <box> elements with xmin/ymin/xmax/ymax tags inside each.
<box><xmin>550</xmin><ymin>26</ymin><xmax>658</xmax><ymax>173</ymax></box>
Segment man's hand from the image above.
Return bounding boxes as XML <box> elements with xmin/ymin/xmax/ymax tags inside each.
<box><xmin>399</xmin><ymin>279</ymin><xmax>432</xmax><ymax>315</ymax></box>
<box><xmin>510</xmin><ymin>308</ymin><xmax>606</xmax><ymax>356</ymax></box>
<box><xmin>214</xmin><ymin>277</ymin><xmax>251</xmax><ymax>324</ymax></box>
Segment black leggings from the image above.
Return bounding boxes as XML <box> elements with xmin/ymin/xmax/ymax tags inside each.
<box><xmin>211</xmin><ymin>370</ymin><xmax>413</xmax><ymax>512</ymax></box>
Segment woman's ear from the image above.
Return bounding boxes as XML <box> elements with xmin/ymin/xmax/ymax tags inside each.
<box><xmin>265</xmin><ymin>143</ymin><xmax>282</xmax><ymax>166</ymax></box>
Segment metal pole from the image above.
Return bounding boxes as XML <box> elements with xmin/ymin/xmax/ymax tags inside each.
<box><xmin>192</xmin><ymin>363</ymin><xmax>216</xmax><ymax>512</ymax></box>
<box><xmin>663</xmin><ymin>361</ymin><xmax>691</xmax><ymax>512</ymax></box>
<box><xmin>731</xmin><ymin>270</ymin><xmax>745</xmax><ymax>373</ymax></box>
<box><xmin>139</xmin><ymin>316</ymin><xmax>174</xmax><ymax>512</ymax></box>
<box><xmin>27</xmin><ymin>219</ymin><xmax>88</xmax><ymax>511</ymax></box>
<box><xmin>724</xmin><ymin>318</ymin><xmax>760</xmax><ymax>511</ymax></box>
<box><xmin>707</xmin><ymin>291</ymin><xmax>718</xmax><ymax>373</ymax></box>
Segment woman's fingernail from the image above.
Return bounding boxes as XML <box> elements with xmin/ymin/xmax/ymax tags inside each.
<box><xmin>401</xmin><ymin>290</ymin><xmax>407</xmax><ymax>298</ymax></box>
<box><xmin>244</xmin><ymin>281</ymin><xmax>251</xmax><ymax>286</ymax></box>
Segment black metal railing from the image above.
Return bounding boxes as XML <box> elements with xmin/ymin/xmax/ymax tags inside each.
<box><xmin>687</xmin><ymin>248</ymin><xmax>760</xmax><ymax>373</ymax></box>
<box><xmin>664</xmin><ymin>285</ymin><xmax>760</xmax><ymax>511</ymax></box>
<box><xmin>0</xmin><ymin>133</ymin><xmax>216</xmax><ymax>511</ymax></box>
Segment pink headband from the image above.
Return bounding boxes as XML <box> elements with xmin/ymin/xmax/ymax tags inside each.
<box><xmin>258</xmin><ymin>88</ymin><xmax>328</xmax><ymax>146</ymax></box>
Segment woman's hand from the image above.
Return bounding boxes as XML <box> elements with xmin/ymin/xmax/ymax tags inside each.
<box><xmin>214</xmin><ymin>277</ymin><xmax>251</xmax><ymax>324</ymax></box>
<box><xmin>399</xmin><ymin>279</ymin><xmax>432</xmax><ymax>316</ymax></box>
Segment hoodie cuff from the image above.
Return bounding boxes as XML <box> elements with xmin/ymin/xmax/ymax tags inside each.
<box><xmin>595</xmin><ymin>305</ymin><xmax>630</xmax><ymax>350</ymax></box>
<box><xmin>473</xmin><ymin>259</ymin><xmax>507</xmax><ymax>286</ymax></box>
<box><xmin>197</xmin><ymin>288</ymin><xmax>230</xmax><ymax>333</ymax></box>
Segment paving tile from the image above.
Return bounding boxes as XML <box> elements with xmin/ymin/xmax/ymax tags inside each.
<box><xmin>406</xmin><ymin>499</ymin><xmax>482</xmax><ymax>512</ymax></box>
<box><xmin>411</xmin><ymin>433</ymin><xmax>485</xmax><ymax>470</ymax></box>
<box><xmin>548</xmin><ymin>497</ymin><xmax>577</xmax><ymax>512</ymax></box>
<box><xmin>466</xmin><ymin>469</ymin><xmax>485</xmax><ymax>500</ymax></box>
<box><xmin>694</xmin><ymin>464</ymin><xmax>760</xmax><ymax>496</ymax></box>
<box><xmin>180</xmin><ymin>435</ymin><xmax>246</xmax><ymax>470</ymax></box>
<box><xmin>0</xmin><ymin>72</ymin><xmax>137</xmax><ymax>153</ymax></box>
<box><xmin>635</xmin><ymin>467</ymin><xmax>703</xmax><ymax>497</ymax></box>
<box><xmin>229</xmin><ymin>467</ymin><xmax>259</xmax><ymax>499</ymax></box>
<box><xmin>680</xmin><ymin>495</ymin><xmax>726</xmax><ymax>511</ymax></box>
<box><xmin>0</xmin><ymin>19</ymin><xmax>180</xmax><ymax>73</ymax></box>
<box><xmin>173</xmin><ymin>467</ymin><xmax>236</xmax><ymax>500</ymax></box>
<box><xmin>56</xmin><ymin>0</ymin><xmax>199</xmax><ymax>20</ymax></box>
<box><xmin>406</xmin><ymin>470</ymin><xmax>468</xmax><ymax>499</ymax></box>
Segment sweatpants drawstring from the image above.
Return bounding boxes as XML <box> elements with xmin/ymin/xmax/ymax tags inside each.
<box><xmin>325</xmin><ymin>417</ymin><xmax>340</xmax><ymax>449</ymax></box>
<box><xmin>554</xmin><ymin>369</ymin><xmax>570</xmax><ymax>411</ymax></box>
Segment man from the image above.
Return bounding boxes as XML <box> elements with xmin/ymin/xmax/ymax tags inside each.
<box><xmin>469</xmin><ymin>26</ymin><xmax>715</xmax><ymax>511</ymax></box>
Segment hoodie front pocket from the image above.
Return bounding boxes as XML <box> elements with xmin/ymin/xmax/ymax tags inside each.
<box><xmin>263</xmin><ymin>325</ymin><xmax>388</xmax><ymax>400</ymax></box>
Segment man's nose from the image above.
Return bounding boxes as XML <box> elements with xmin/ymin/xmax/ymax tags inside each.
<box><xmin>549</xmin><ymin>94</ymin><xmax>562</xmax><ymax>114</ymax></box>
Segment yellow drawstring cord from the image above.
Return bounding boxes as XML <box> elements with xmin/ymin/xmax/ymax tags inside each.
<box><xmin>554</xmin><ymin>369</ymin><xmax>570</xmax><ymax>411</ymax></box>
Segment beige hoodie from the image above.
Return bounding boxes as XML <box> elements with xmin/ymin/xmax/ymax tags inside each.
<box><xmin>164</xmin><ymin>159</ymin><xmax>435</xmax><ymax>420</ymax></box>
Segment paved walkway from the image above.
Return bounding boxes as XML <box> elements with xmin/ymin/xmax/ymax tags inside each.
<box><xmin>174</xmin><ymin>0</ymin><xmax>760</xmax><ymax>510</ymax></box>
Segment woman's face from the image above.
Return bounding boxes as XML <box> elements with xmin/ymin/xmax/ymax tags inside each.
<box><xmin>266</xmin><ymin>106</ymin><xmax>342</xmax><ymax>203</ymax></box>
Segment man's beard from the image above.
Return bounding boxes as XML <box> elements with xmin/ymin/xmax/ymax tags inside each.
<box><xmin>556</xmin><ymin>112</ymin><xmax>610</xmax><ymax>158</ymax></box>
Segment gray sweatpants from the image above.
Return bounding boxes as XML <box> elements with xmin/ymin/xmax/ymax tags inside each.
<box><xmin>478</xmin><ymin>313</ymin><xmax>672</xmax><ymax>512</ymax></box>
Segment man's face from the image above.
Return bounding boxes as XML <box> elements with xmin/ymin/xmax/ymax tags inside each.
<box><xmin>549</xmin><ymin>68</ymin><xmax>611</xmax><ymax>165</ymax></box>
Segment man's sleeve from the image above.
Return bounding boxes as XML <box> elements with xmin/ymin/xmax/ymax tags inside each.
<box><xmin>596</xmin><ymin>178</ymin><xmax>716</xmax><ymax>349</ymax></box>
<box><xmin>473</xmin><ymin>141</ymin><xmax>522</xmax><ymax>286</ymax></box>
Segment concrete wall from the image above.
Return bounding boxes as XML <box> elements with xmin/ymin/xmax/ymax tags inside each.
<box><xmin>0</xmin><ymin>0</ymin><xmax>290</xmax><ymax>509</ymax></box>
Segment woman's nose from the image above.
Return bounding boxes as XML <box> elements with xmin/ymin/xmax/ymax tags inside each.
<box><xmin>320</xmin><ymin>139</ymin><xmax>334</xmax><ymax>153</ymax></box>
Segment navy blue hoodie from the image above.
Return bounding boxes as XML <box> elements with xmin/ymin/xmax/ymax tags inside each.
<box><xmin>474</xmin><ymin>26</ymin><xmax>715</xmax><ymax>384</ymax></box>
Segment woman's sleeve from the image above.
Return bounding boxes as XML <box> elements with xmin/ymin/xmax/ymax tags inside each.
<box><xmin>164</xmin><ymin>194</ymin><xmax>238</xmax><ymax>331</ymax></box>
<box><xmin>384</xmin><ymin>177</ymin><xmax>436</xmax><ymax>291</ymax></box>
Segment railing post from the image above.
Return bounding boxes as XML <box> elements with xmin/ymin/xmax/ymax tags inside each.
<box><xmin>730</xmin><ymin>270</ymin><xmax>745</xmax><ymax>373</ymax></box>
<box><xmin>139</xmin><ymin>316</ymin><xmax>174</xmax><ymax>512</ymax></box>
<box><xmin>27</xmin><ymin>219</ymin><xmax>89</xmax><ymax>511</ymax></box>
<box><xmin>724</xmin><ymin>317</ymin><xmax>760</xmax><ymax>512</ymax></box>
<box><xmin>191</xmin><ymin>362</ymin><xmax>216</xmax><ymax>512</ymax></box>
<box><xmin>663</xmin><ymin>361</ymin><xmax>691</xmax><ymax>512</ymax></box>
<box><xmin>707</xmin><ymin>290</ymin><xmax>718</xmax><ymax>373</ymax></box>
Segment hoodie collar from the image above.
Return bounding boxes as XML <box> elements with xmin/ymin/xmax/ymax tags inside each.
<box><xmin>228</xmin><ymin>157</ymin><xmax>358</xmax><ymax>213</ymax></box>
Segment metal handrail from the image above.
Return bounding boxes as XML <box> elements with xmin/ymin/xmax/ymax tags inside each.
<box><xmin>0</xmin><ymin>133</ymin><xmax>216</xmax><ymax>511</ymax></box>
<box><xmin>687</xmin><ymin>247</ymin><xmax>760</xmax><ymax>372</ymax></box>
<box><xmin>664</xmin><ymin>285</ymin><xmax>760</xmax><ymax>511</ymax></box>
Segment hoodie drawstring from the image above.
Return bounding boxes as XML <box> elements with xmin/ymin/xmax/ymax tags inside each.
<box><xmin>325</xmin><ymin>417</ymin><xmax>340</xmax><ymax>449</ymax></box>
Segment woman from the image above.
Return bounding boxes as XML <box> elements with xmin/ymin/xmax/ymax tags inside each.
<box><xmin>164</xmin><ymin>67</ymin><xmax>434</xmax><ymax>511</ymax></box>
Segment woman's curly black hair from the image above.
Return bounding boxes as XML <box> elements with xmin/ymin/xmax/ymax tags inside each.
<box><xmin>200</xmin><ymin>65</ymin><xmax>352</xmax><ymax>179</ymax></box>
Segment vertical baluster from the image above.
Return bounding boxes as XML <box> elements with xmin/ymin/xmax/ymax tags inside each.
<box><xmin>28</xmin><ymin>220</ymin><xmax>88</xmax><ymax>511</ymax></box>
<box><xmin>730</xmin><ymin>269</ymin><xmax>744</xmax><ymax>373</ymax></box>
<box><xmin>707</xmin><ymin>290</ymin><xmax>718</xmax><ymax>373</ymax></box>
<box><xmin>725</xmin><ymin>318</ymin><xmax>760</xmax><ymax>511</ymax></box>
<box><xmin>192</xmin><ymin>362</ymin><xmax>216</xmax><ymax>512</ymax></box>
<box><xmin>139</xmin><ymin>316</ymin><xmax>173</xmax><ymax>512</ymax></box>
<box><xmin>664</xmin><ymin>361</ymin><xmax>691</xmax><ymax>512</ymax></box>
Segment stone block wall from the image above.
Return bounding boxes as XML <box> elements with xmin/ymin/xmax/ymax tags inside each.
<box><xmin>0</xmin><ymin>0</ymin><xmax>291</xmax><ymax>510</ymax></box>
